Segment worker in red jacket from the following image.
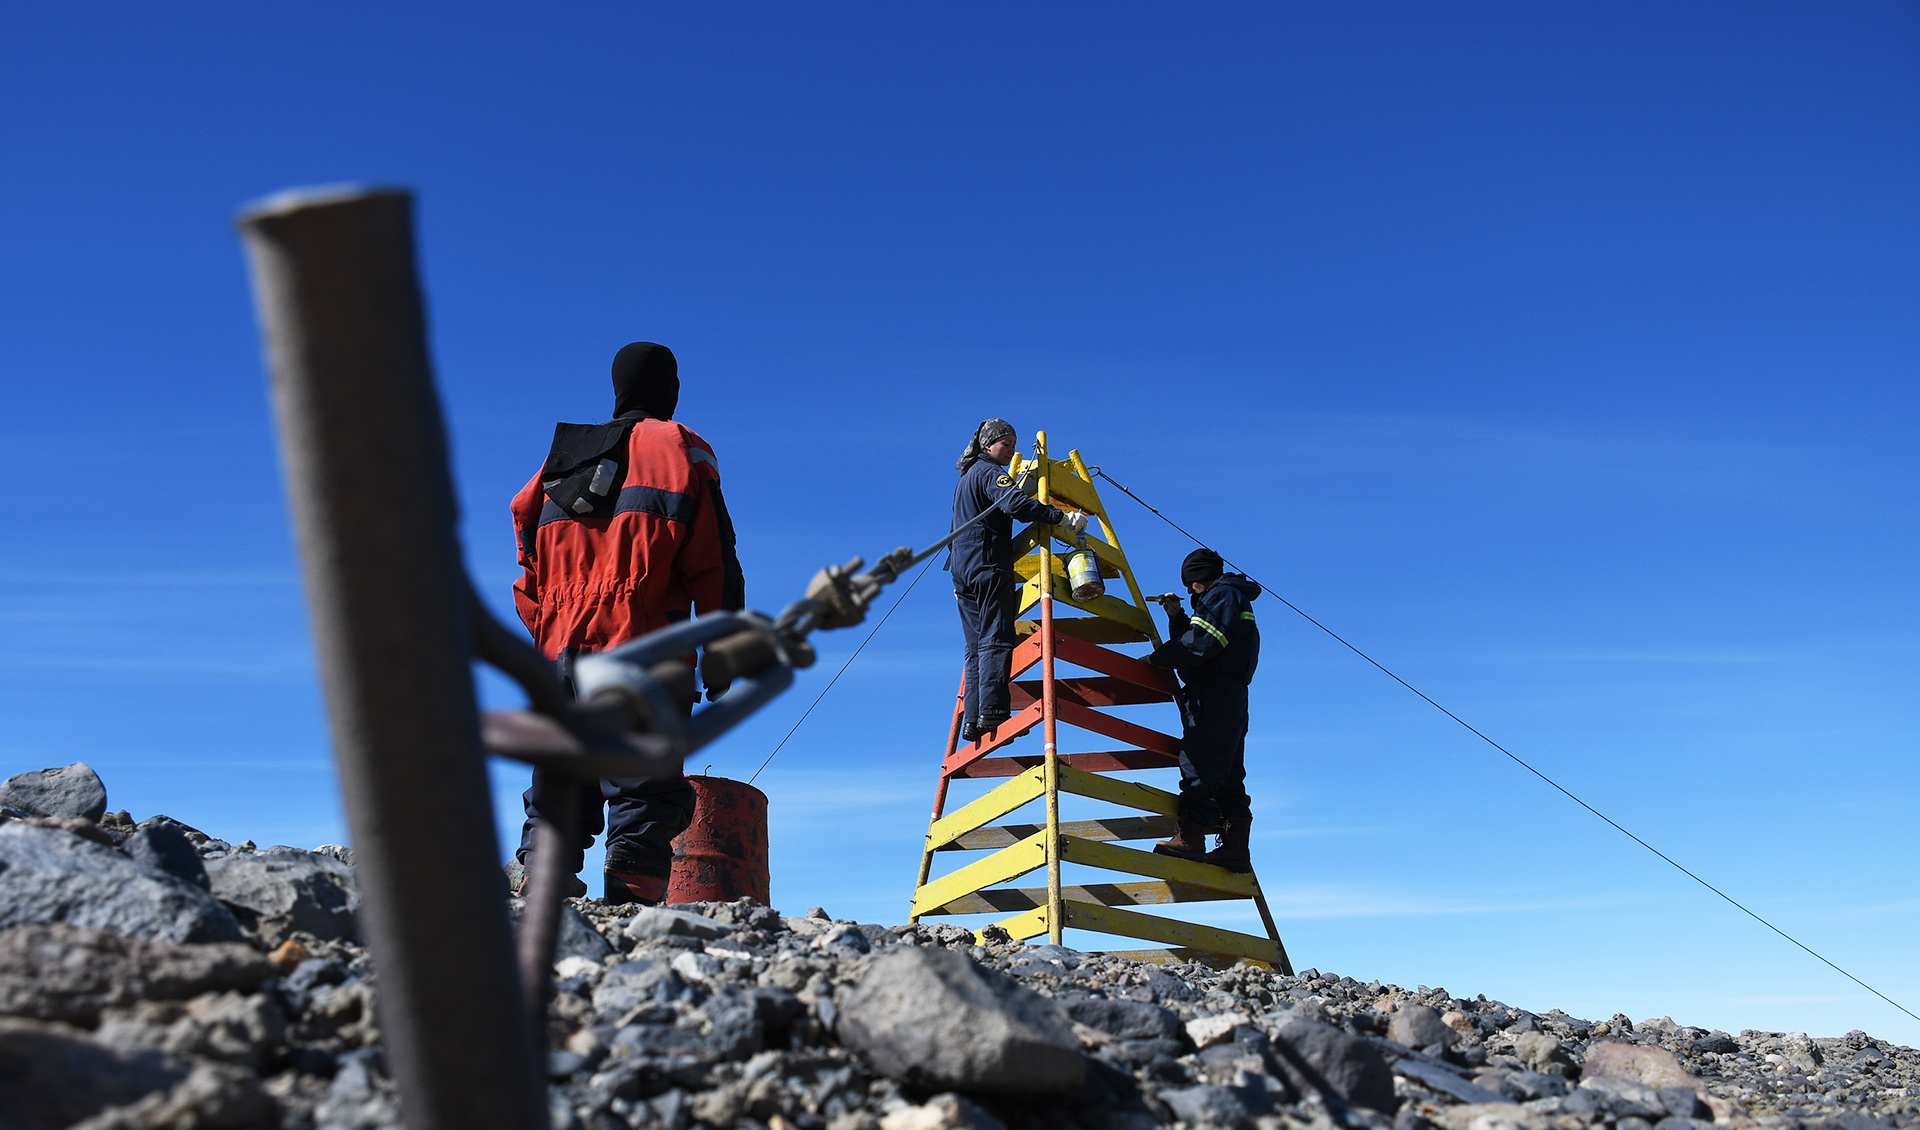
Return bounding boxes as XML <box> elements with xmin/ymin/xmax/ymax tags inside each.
<box><xmin>510</xmin><ymin>341</ymin><xmax>744</xmax><ymax>905</ymax></box>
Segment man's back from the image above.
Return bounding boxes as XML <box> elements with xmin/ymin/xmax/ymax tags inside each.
<box><xmin>511</xmin><ymin>417</ymin><xmax>739</xmax><ymax>659</ymax></box>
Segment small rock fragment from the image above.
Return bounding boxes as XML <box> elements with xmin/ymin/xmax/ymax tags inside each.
<box><xmin>1390</xmin><ymin>1003</ymin><xmax>1457</xmax><ymax>1049</ymax></box>
<box><xmin>624</xmin><ymin>906</ymin><xmax>732</xmax><ymax>941</ymax></box>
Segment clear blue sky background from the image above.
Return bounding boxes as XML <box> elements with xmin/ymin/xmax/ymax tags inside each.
<box><xmin>3</xmin><ymin>5</ymin><xmax>1916</xmax><ymax>1044</ymax></box>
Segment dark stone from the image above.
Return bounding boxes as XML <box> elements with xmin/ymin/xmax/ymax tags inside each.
<box><xmin>1392</xmin><ymin>1058</ymin><xmax>1509</xmax><ymax>1105</ymax></box>
<box><xmin>555</xmin><ymin>905</ymin><xmax>613</xmax><ymax>961</ymax></box>
<box><xmin>591</xmin><ymin>958</ymin><xmax>688</xmax><ymax>1017</ymax></box>
<box><xmin>748</xmin><ymin>985</ymin><xmax>804</xmax><ymax>1031</ymax></box>
<box><xmin>0</xmin><ymin>763</ymin><xmax>107</xmax><ymax>823</ymax></box>
<box><xmin>1693</xmin><ymin>1034</ymin><xmax>1739</xmax><ymax>1055</ymax></box>
<box><xmin>836</xmin><ymin>947</ymin><xmax>1084</xmax><ymax>1096</ymax></box>
<box><xmin>1659</xmin><ymin>1087</ymin><xmax>1711</xmax><ymax>1119</ymax></box>
<box><xmin>123</xmin><ymin>822</ymin><xmax>210</xmax><ymax>889</ymax></box>
<box><xmin>1515</xmin><ymin>1071</ymin><xmax>1571</xmax><ymax>1100</ymax></box>
<box><xmin>1389</xmin><ymin>1004</ymin><xmax>1455</xmax><ymax>1049</ymax></box>
<box><xmin>1159</xmin><ymin>1082</ymin><xmax>1272</xmax><ymax>1126</ymax></box>
<box><xmin>204</xmin><ymin>848</ymin><xmax>360</xmax><ymax>946</ymax></box>
<box><xmin>0</xmin><ymin>823</ymin><xmax>244</xmax><ymax>944</ymax></box>
<box><xmin>1271</xmin><ymin>1017</ymin><xmax>1400</xmax><ymax>1113</ymax></box>
<box><xmin>1064</xmin><ymin>998</ymin><xmax>1184</xmax><ymax>1042</ymax></box>
<box><xmin>0</xmin><ymin>923</ymin><xmax>275</xmax><ymax>1026</ymax></box>
<box><xmin>0</xmin><ymin>1015</ymin><xmax>190</xmax><ymax>1130</ymax></box>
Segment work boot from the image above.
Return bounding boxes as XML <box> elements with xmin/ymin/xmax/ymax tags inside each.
<box><xmin>507</xmin><ymin>858</ymin><xmax>588</xmax><ymax>899</ymax></box>
<box><xmin>1152</xmin><ymin>818</ymin><xmax>1208</xmax><ymax>862</ymax></box>
<box><xmin>1205</xmin><ymin>821</ymin><xmax>1252</xmax><ymax>873</ymax></box>
<box><xmin>959</xmin><ymin>718</ymin><xmax>982</xmax><ymax>744</ymax></box>
<box><xmin>604</xmin><ymin>869</ymin><xmax>668</xmax><ymax>907</ymax></box>
<box><xmin>975</xmin><ymin>711</ymin><xmax>1010</xmax><ymax>737</ymax></box>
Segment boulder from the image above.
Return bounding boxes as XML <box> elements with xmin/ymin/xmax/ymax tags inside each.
<box><xmin>1270</xmin><ymin>1016</ymin><xmax>1399</xmax><ymax>1112</ymax></box>
<box><xmin>0</xmin><ymin>823</ymin><xmax>244</xmax><ymax>944</ymax></box>
<box><xmin>123</xmin><ymin>822</ymin><xmax>209</xmax><ymax>889</ymax></box>
<box><xmin>1512</xmin><ymin>1030</ymin><xmax>1574</xmax><ymax>1076</ymax></box>
<box><xmin>205</xmin><ymin>847</ymin><xmax>359</xmax><ymax>946</ymax></box>
<box><xmin>0</xmin><ymin>923</ymin><xmax>275</xmax><ymax>1026</ymax></box>
<box><xmin>1581</xmin><ymin>1041</ymin><xmax>1701</xmax><ymax>1092</ymax></box>
<box><xmin>0</xmin><ymin>1015</ymin><xmax>191</xmax><ymax>1130</ymax></box>
<box><xmin>625</xmin><ymin>905</ymin><xmax>732</xmax><ymax>942</ymax></box>
<box><xmin>0</xmin><ymin>762</ymin><xmax>107</xmax><ymax>822</ymax></box>
<box><xmin>1390</xmin><ymin>1003</ymin><xmax>1457</xmax><ymax>1049</ymax></box>
<box><xmin>1062</xmin><ymin>998</ymin><xmax>1183</xmax><ymax>1042</ymax></box>
<box><xmin>836</xmin><ymin>946</ymin><xmax>1085</xmax><ymax>1096</ymax></box>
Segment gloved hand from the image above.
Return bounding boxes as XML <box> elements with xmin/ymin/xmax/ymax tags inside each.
<box><xmin>1062</xmin><ymin>510</ymin><xmax>1089</xmax><ymax>534</ymax></box>
<box><xmin>1156</xmin><ymin>592</ymin><xmax>1184</xmax><ymax>611</ymax></box>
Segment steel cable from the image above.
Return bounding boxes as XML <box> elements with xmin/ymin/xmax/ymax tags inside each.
<box><xmin>746</xmin><ymin>557</ymin><xmax>935</xmax><ymax>785</ymax></box>
<box><xmin>1090</xmin><ymin>465</ymin><xmax>1919</xmax><ymax>1025</ymax></box>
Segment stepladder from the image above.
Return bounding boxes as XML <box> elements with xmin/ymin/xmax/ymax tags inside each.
<box><xmin>910</xmin><ymin>432</ymin><xmax>1293</xmax><ymax>972</ymax></box>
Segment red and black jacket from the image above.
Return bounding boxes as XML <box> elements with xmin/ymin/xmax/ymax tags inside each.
<box><xmin>511</xmin><ymin>418</ymin><xmax>743</xmax><ymax>659</ymax></box>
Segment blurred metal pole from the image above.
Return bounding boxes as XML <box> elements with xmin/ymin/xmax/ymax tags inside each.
<box><xmin>238</xmin><ymin>187</ymin><xmax>544</xmax><ymax>1130</ymax></box>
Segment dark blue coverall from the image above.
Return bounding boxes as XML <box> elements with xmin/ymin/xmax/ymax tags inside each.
<box><xmin>946</xmin><ymin>459</ymin><xmax>1066</xmax><ymax>725</ymax></box>
<box><xmin>1150</xmin><ymin>574</ymin><xmax>1262</xmax><ymax>831</ymax></box>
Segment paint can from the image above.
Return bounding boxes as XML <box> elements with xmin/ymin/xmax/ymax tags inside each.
<box><xmin>1067</xmin><ymin>548</ymin><xmax>1106</xmax><ymax>602</ymax></box>
<box><xmin>668</xmin><ymin>776</ymin><xmax>770</xmax><ymax>904</ymax></box>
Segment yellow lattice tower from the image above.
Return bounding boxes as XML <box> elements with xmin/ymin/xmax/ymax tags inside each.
<box><xmin>908</xmin><ymin>432</ymin><xmax>1292</xmax><ymax>970</ymax></box>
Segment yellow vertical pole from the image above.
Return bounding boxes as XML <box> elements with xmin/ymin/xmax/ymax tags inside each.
<box><xmin>1036</xmin><ymin>431</ymin><xmax>1063</xmax><ymax>946</ymax></box>
<box><xmin>1067</xmin><ymin>448</ymin><xmax>1161</xmax><ymax>646</ymax></box>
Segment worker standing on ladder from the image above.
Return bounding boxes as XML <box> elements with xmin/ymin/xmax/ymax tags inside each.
<box><xmin>947</xmin><ymin>419</ymin><xmax>1087</xmax><ymax>742</ymax></box>
<box><xmin>509</xmin><ymin>341</ymin><xmax>745</xmax><ymax>904</ymax></box>
<box><xmin>1150</xmin><ymin>548</ymin><xmax>1261</xmax><ymax>872</ymax></box>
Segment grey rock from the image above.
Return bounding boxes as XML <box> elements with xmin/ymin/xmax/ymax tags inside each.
<box><xmin>1391</xmin><ymin>1057</ymin><xmax>1509</xmax><ymax>1105</ymax></box>
<box><xmin>0</xmin><ymin>1015</ymin><xmax>192</xmax><ymax>1130</ymax></box>
<box><xmin>1514</xmin><ymin>1071</ymin><xmax>1571</xmax><ymax>1100</ymax></box>
<box><xmin>835</xmin><ymin>946</ymin><xmax>1084</xmax><ymax>1096</ymax></box>
<box><xmin>122</xmin><ymin>822</ymin><xmax>209</xmax><ymax>890</ymax></box>
<box><xmin>1580</xmin><ymin>1075</ymin><xmax>1665</xmax><ymax>1119</ymax></box>
<box><xmin>204</xmin><ymin>847</ymin><xmax>359</xmax><ymax>945</ymax></box>
<box><xmin>0</xmin><ymin>823</ymin><xmax>244</xmax><ymax>944</ymax></box>
<box><xmin>1271</xmin><ymin>1016</ymin><xmax>1399</xmax><ymax>1112</ymax></box>
<box><xmin>1657</xmin><ymin>1087</ymin><xmax>1710</xmax><ymax>1119</ymax></box>
<box><xmin>0</xmin><ymin>923</ymin><xmax>275</xmax><ymax>1026</ymax></box>
<box><xmin>1159</xmin><ymin>1082</ymin><xmax>1273</xmax><ymax>1125</ymax></box>
<box><xmin>1512</xmin><ymin>1030</ymin><xmax>1574</xmax><ymax>1076</ymax></box>
<box><xmin>591</xmin><ymin>957</ymin><xmax>687</xmax><ymax>1017</ymax></box>
<box><xmin>0</xmin><ymin>762</ymin><xmax>107</xmax><ymax>822</ymax></box>
<box><xmin>76</xmin><ymin>1060</ymin><xmax>276</xmax><ymax>1130</ymax></box>
<box><xmin>94</xmin><ymin>989</ymin><xmax>287</xmax><ymax>1070</ymax></box>
<box><xmin>555</xmin><ymin>905</ymin><xmax>613</xmax><ymax>961</ymax></box>
<box><xmin>1389</xmin><ymin>1003</ymin><xmax>1455</xmax><ymax>1049</ymax></box>
<box><xmin>624</xmin><ymin>906</ymin><xmax>731</xmax><ymax>942</ymax></box>
<box><xmin>1063</xmin><ymin>997</ymin><xmax>1184</xmax><ymax>1042</ymax></box>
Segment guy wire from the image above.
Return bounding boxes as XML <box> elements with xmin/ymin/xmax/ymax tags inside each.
<box><xmin>746</xmin><ymin>557</ymin><xmax>935</xmax><ymax>786</ymax></box>
<box><xmin>1089</xmin><ymin>465</ymin><xmax>1919</xmax><ymax>1025</ymax></box>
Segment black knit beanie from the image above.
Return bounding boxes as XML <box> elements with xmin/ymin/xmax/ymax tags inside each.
<box><xmin>1181</xmin><ymin>548</ymin><xmax>1224</xmax><ymax>586</ymax></box>
<box><xmin>611</xmin><ymin>342</ymin><xmax>679</xmax><ymax>420</ymax></box>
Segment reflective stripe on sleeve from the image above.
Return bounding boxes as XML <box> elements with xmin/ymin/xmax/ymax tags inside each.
<box><xmin>1190</xmin><ymin>616</ymin><xmax>1230</xmax><ymax>647</ymax></box>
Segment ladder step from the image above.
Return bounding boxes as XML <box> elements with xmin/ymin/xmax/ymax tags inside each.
<box><xmin>934</xmin><ymin>814</ymin><xmax>1177</xmax><ymax>851</ymax></box>
<box><xmin>957</xmin><ymin>749</ymin><xmax>1179</xmax><ymax>779</ymax></box>
<box><xmin>926</xmin><ymin>879</ymin><xmax>1239</xmax><ymax>915</ymax></box>
<box><xmin>1017</xmin><ymin>617</ymin><xmax>1146</xmax><ymax>645</ymax></box>
<box><xmin>1011</xmin><ymin>676</ymin><xmax>1173</xmax><ymax>709</ymax></box>
<box><xmin>911</xmin><ymin>832</ymin><xmax>1047</xmax><ymax>918</ymax></box>
<box><xmin>1058</xmin><ymin>901</ymin><xmax>1287</xmax><ymax>967</ymax></box>
<box><xmin>1057</xmin><ymin>835</ymin><xmax>1258</xmax><ymax>897</ymax></box>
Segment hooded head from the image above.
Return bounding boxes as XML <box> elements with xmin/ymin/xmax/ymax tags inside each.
<box><xmin>956</xmin><ymin>418</ymin><xmax>1017</xmax><ymax>472</ymax></box>
<box><xmin>1181</xmin><ymin>548</ymin><xmax>1224</xmax><ymax>587</ymax></box>
<box><xmin>611</xmin><ymin>342</ymin><xmax>679</xmax><ymax>420</ymax></box>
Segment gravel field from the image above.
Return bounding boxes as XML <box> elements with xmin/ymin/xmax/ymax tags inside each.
<box><xmin>2</xmin><ymin>763</ymin><xmax>1916</xmax><ymax>1130</ymax></box>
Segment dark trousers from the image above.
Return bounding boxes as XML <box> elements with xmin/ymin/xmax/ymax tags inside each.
<box><xmin>956</xmin><ymin>575</ymin><xmax>1018</xmax><ymax>722</ymax></box>
<box><xmin>518</xmin><ymin>772</ymin><xmax>696</xmax><ymax>880</ymax></box>
<box><xmin>1175</xmin><ymin>678</ymin><xmax>1251</xmax><ymax>831</ymax></box>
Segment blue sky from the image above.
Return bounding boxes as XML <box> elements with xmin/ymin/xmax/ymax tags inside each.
<box><xmin>2</xmin><ymin>5</ymin><xmax>1916</xmax><ymax>1044</ymax></box>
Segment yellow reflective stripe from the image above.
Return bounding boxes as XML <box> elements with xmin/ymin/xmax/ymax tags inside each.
<box><xmin>1189</xmin><ymin>616</ymin><xmax>1229</xmax><ymax>647</ymax></box>
<box><xmin>1240</xmin><ymin>611</ymin><xmax>1256</xmax><ymax>621</ymax></box>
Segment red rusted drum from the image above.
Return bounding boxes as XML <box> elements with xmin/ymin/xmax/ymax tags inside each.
<box><xmin>667</xmin><ymin>776</ymin><xmax>770</xmax><ymax>904</ymax></box>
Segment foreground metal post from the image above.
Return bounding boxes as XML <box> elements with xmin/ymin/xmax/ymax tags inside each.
<box><xmin>239</xmin><ymin>188</ymin><xmax>544</xmax><ymax>1130</ymax></box>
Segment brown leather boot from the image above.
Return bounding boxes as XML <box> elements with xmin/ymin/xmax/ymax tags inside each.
<box><xmin>1152</xmin><ymin>817</ymin><xmax>1209</xmax><ymax>862</ymax></box>
<box><xmin>1205</xmin><ymin>820</ymin><xmax>1252</xmax><ymax>873</ymax></box>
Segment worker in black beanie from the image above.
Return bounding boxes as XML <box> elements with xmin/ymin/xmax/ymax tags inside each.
<box><xmin>1148</xmin><ymin>546</ymin><xmax>1262</xmax><ymax>872</ymax></box>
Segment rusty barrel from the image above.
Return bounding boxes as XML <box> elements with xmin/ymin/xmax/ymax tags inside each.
<box><xmin>668</xmin><ymin>776</ymin><xmax>770</xmax><ymax>904</ymax></box>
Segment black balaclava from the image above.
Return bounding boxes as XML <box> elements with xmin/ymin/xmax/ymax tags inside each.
<box><xmin>612</xmin><ymin>342</ymin><xmax>679</xmax><ymax>421</ymax></box>
<box><xmin>1181</xmin><ymin>548</ymin><xmax>1224</xmax><ymax>586</ymax></box>
<box><xmin>956</xmin><ymin>418</ymin><xmax>1016</xmax><ymax>472</ymax></box>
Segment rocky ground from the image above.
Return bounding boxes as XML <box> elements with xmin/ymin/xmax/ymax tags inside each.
<box><xmin>3</xmin><ymin>761</ymin><xmax>1917</xmax><ymax>1130</ymax></box>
